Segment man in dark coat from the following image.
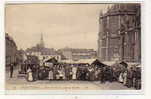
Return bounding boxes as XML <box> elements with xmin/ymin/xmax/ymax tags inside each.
<box><xmin>10</xmin><ymin>63</ymin><xmax>14</xmax><ymax>78</ymax></box>
<box><xmin>134</xmin><ymin>67</ymin><xmax>141</xmax><ymax>89</ymax></box>
<box><xmin>65</xmin><ymin>65</ymin><xmax>70</xmax><ymax>80</ymax></box>
<box><xmin>127</xmin><ymin>67</ymin><xmax>133</xmax><ymax>88</ymax></box>
<box><xmin>100</xmin><ymin>67</ymin><xmax>106</xmax><ymax>83</ymax></box>
<box><xmin>32</xmin><ymin>65</ymin><xmax>38</xmax><ymax>81</ymax></box>
<box><xmin>107</xmin><ymin>66</ymin><xmax>114</xmax><ymax>82</ymax></box>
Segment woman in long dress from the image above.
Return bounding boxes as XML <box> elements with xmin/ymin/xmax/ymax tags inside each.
<box><xmin>72</xmin><ymin>67</ymin><xmax>77</xmax><ymax>80</ymax></box>
<box><xmin>48</xmin><ymin>69</ymin><xmax>53</xmax><ymax>80</ymax></box>
<box><xmin>27</xmin><ymin>68</ymin><xmax>33</xmax><ymax>82</ymax></box>
<box><xmin>123</xmin><ymin>70</ymin><xmax>128</xmax><ymax>86</ymax></box>
<box><xmin>119</xmin><ymin>72</ymin><xmax>124</xmax><ymax>83</ymax></box>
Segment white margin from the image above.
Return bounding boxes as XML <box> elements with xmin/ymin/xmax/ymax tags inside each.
<box><xmin>1</xmin><ymin>0</ymin><xmax>145</xmax><ymax>96</ymax></box>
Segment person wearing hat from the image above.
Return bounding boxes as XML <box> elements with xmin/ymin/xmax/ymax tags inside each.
<box><xmin>10</xmin><ymin>63</ymin><xmax>14</xmax><ymax>78</ymax></box>
<box><xmin>127</xmin><ymin>67</ymin><xmax>133</xmax><ymax>88</ymax></box>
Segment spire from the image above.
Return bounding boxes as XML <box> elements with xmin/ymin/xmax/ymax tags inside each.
<box><xmin>40</xmin><ymin>33</ymin><xmax>44</xmax><ymax>48</ymax></box>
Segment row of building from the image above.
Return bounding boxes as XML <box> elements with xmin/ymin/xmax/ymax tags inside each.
<box><xmin>6</xmin><ymin>33</ymin><xmax>97</xmax><ymax>66</ymax></box>
<box><xmin>98</xmin><ymin>3</ymin><xmax>141</xmax><ymax>62</ymax></box>
<box><xmin>6</xmin><ymin>33</ymin><xmax>18</xmax><ymax>66</ymax></box>
<box><xmin>6</xmin><ymin>33</ymin><xmax>26</xmax><ymax>66</ymax></box>
<box><xmin>25</xmin><ymin>34</ymin><xmax>97</xmax><ymax>62</ymax></box>
<box><xmin>58</xmin><ymin>47</ymin><xmax>96</xmax><ymax>61</ymax></box>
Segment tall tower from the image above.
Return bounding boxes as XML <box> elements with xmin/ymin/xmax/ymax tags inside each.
<box><xmin>40</xmin><ymin>33</ymin><xmax>44</xmax><ymax>48</ymax></box>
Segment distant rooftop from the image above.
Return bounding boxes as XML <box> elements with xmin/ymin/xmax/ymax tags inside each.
<box><xmin>26</xmin><ymin>45</ymin><xmax>59</xmax><ymax>55</ymax></box>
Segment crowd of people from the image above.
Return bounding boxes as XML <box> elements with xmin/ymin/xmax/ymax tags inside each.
<box><xmin>6</xmin><ymin>56</ymin><xmax>140</xmax><ymax>90</ymax></box>
<box><xmin>111</xmin><ymin>62</ymin><xmax>141</xmax><ymax>89</ymax></box>
<box><xmin>17</xmin><ymin>60</ymin><xmax>141</xmax><ymax>90</ymax></box>
<box><xmin>22</xmin><ymin>63</ymin><xmax>100</xmax><ymax>81</ymax></box>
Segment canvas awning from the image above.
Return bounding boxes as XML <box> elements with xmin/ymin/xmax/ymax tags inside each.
<box><xmin>45</xmin><ymin>57</ymin><xmax>58</xmax><ymax>64</ymax></box>
<box><xmin>91</xmin><ymin>59</ymin><xmax>107</xmax><ymax>68</ymax></box>
<box><xmin>119</xmin><ymin>61</ymin><xmax>128</xmax><ymax>68</ymax></box>
<box><xmin>102</xmin><ymin>61</ymin><xmax>115</xmax><ymax>66</ymax></box>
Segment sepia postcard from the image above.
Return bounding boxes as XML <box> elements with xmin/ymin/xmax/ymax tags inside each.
<box><xmin>5</xmin><ymin>2</ymin><xmax>142</xmax><ymax>94</ymax></box>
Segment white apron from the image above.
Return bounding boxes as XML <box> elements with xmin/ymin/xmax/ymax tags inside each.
<box><xmin>27</xmin><ymin>69</ymin><xmax>33</xmax><ymax>82</ymax></box>
<box><xmin>72</xmin><ymin>67</ymin><xmax>77</xmax><ymax>80</ymax></box>
<box><xmin>123</xmin><ymin>72</ymin><xmax>127</xmax><ymax>85</ymax></box>
<box><xmin>119</xmin><ymin>73</ymin><xmax>124</xmax><ymax>83</ymax></box>
<box><xmin>48</xmin><ymin>71</ymin><xmax>53</xmax><ymax>80</ymax></box>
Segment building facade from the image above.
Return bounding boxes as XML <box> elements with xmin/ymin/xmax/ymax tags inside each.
<box><xmin>6</xmin><ymin>33</ymin><xmax>18</xmax><ymax>66</ymax></box>
<box><xmin>98</xmin><ymin>4</ymin><xmax>141</xmax><ymax>62</ymax></box>
<box><xmin>58</xmin><ymin>48</ymin><xmax>97</xmax><ymax>61</ymax></box>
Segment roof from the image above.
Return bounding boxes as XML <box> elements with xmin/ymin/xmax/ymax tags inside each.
<box><xmin>26</xmin><ymin>46</ymin><xmax>59</xmax><ymax>55</ymax></box>
<box><xmin>91</xmin><ymin>59</ymin><xmax>107</xmax><ymax>67</ymax></box>
<box><xmin>102</xmin><ymin>61</ymin><xmax>116</xmax><ymax>66</ymax></box>
<box><xmin>45</xmin><ymin>57</ymin><xmax>58</xmax><ymax>64</ymax></box>
<box><xmin>119</xmin><ymin>61</ymin><xmax>128</xmax><ymax>68</ymax></box>
<box><xmin>5</xmin><ymin>33</ymin><xmax>17</xmax><ymax>47</ymax></box>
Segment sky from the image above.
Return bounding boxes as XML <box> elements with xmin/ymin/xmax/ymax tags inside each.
<box><xmin>5</xmin><ymin>3</ymin><xmax>110</xmax><ymax>50</ymax></box>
